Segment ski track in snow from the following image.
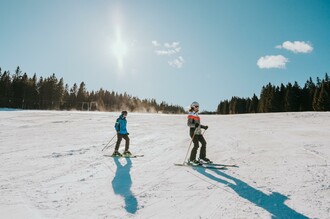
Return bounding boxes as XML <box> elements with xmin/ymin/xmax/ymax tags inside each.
<box><xmin>0</xmin><ymin>110</ymin><xmax>329</xmax><ymax>218</ymax></box>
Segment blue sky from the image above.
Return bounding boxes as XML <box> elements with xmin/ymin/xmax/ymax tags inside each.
<box><xmin>1</xmin><ymin>0</ymin><xmax>330</xmax><ymax>111</ymax></box>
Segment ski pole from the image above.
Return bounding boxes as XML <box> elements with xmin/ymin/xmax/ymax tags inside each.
<box><xmin>105</xmin><ymin>141</ymin><xmax>116</xmax><ymax>150</ymax></box>
<box><xmin>101</xmin><ymin>133</ymin><xmax>117</xmax><ymax>151</ymax></box>
<box><xmin>183</xmin><ymin>129</ymin><xmax>206</xmax><ymax>164</ymax></box>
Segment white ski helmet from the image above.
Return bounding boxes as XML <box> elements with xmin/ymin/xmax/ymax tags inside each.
<box><xmin>191</xmin><ymin>101</ymin><xmax>199</xmax><ymax>108</ymax></box>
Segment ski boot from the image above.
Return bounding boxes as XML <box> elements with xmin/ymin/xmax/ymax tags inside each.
<box><xmin>199</xmin><ymin>157</ymin><xmax>213</xmax><ymax>164</ymax></box>
<box><xmin>122</xmin><ymin>150</ymin><xmax>132</xmax><ymax>157</ymax></box>
<box><xmin>112</xmin><ymin>151</ymin><xmax>122</xmax><ymax>157</ymax></box>
<box><xmin>188</xmin><ymin>159</ymin><xmax>202</xmax><ymax>166</ymax></box>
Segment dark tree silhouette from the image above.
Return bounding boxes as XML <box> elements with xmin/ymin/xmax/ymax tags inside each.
<box><xmin>0</xmin><ymin>66</ymin><xmax>185</xmax><ymax>113</ymax></box>
<box><xmin>217</xmin><ymin>73</ymin><xmax>330</xmax><ymax>114</ymax></box>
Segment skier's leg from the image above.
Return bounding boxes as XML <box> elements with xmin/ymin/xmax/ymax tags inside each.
<box><xmin>199</xmin><ymin>135</ymin><xmax>207</xmax><ymax>159</ymax></box>
<box><xmin>123</xmin><ymin>134</ymin><xmax>130</xmax><ymax>151</ymax></box>
<box><xmin>114</xmin><ymin>134</ymin><xmax>123</xmax><ymax>151</ymax></box>
<box><xmin>189</xmin><ymin>135</ymin><xmax>200</xmax><ymax>161</ymax></box>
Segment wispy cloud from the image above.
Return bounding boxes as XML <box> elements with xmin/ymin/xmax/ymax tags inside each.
<box><xmin>276</xmin><ymin>41</ymin><xmax>313</xmax><ymax>53</ymax></box>
<box><xmin>155</xmin><ymin>47</ymin><xmax>181</xmax><ymax>56</ymax></box>
<box><xmin>164</xmin><ymin>42</ymin><xmax>180</xmax><ymax>48</ymax></box>
<box><xmin>154</xmin><ymin>41</ymin><xmax>181</xmax><ymax>56</ymax></box>
<box><xmin>152</xmin><ymin>40</ymin><xmax>184</xmax><ymax>68</ymax></box>
<box><xmin>168</xmin><ymin>56</ymin><xmax>185</xmax><ymax>68</ymax></box>
<box><xmin>257</xmin><ymin>55</ymin><xmax>289</xmax><ymax>69</ymax></box>
<box><xmin>152</xmin><ymin>40</ymin><xmax>161</xmax><ymax>47</ymax></box>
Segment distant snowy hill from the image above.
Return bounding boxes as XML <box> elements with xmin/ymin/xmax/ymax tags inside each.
<box><xmin>0</xmin><ymin>110</ymin><xmax>329</xmax><ymax>218</ymax></box>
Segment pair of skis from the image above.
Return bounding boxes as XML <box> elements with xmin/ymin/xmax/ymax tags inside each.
<box><xmin>104</xmin><ymin>154</ymin><xmax>237</xmax><ymax>169</ymax></box>
<box><xmin>174</xmin><ymin>162</ymin><xmax>238</xmax><ymax>170</ymax></box>
<box><xmin>104</xmin><ymin>154</ymin><xmax>237</xmax><ymax>170</ymax></box>
<box><xmin>104</xmin><ymin>154</ymin><xmax>144</xmax><ymax>158</ymax></box>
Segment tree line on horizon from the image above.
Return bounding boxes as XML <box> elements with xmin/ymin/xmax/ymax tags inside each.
<box><xmin>0</xmin><ymin>66</ymin><xmax>185</xmax><ymax>114</ymax></box>
<box><xmin>217</xmin><ymin>73</ymin><xmax>330</xmax><ymax>114</ymax></box>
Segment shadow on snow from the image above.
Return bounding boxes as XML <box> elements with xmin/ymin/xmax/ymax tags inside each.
<box><xmin>112</xmin><ymin>157</ymin><xmax>138</xmax><ymax>214</ymax></box>
<box><xmin>194</xmin><ymin>167</ymin><xmax>308</xmax><ymax>219</ymax></box>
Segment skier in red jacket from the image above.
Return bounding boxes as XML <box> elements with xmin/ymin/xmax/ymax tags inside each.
<box><xmin>187</xmin><ymin>101</ymin><xmax>211</xmax><ymax>164</ymax></box>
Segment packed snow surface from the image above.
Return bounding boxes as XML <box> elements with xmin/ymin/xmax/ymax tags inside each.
<box><xmin>0</xmin><ymin>110</ymin><xmax>329</xmax><ymax>218</ymax></box>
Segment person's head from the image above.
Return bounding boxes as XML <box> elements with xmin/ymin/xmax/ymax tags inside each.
<box><xmin>190</xmin><ymin>101</ymin><xmax>199</xmax><ymax>112</ymax></box>
<box><xmin>121</xmin><ymin>111</ymin><xmax>128</xmax><ymax>117</ymax></box>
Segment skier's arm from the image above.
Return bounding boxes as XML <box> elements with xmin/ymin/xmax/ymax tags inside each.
<box><xmin>187</xmin><ymin>117</ymin><xmax>196</xmax><ymax>128</ymax></box>
<box><xmin>115</xmin><ymin>118</ymin><xmax>120</xmax><ymax>132</ymax></box>
<box><xmin>188</xmin><ymin>118</ymin><xmax>200</xmax><ymax>130</ymax></box>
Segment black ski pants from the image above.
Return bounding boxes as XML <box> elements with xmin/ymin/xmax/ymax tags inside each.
<box><xmin>189</xmin><ymin>129</ymin><xmax>207</xmax><ymax>161</ymax></box>
<box><xmin>114</xmin><ymin>133</ymin><xmax>130</xmax><ymax>151</ymax></box>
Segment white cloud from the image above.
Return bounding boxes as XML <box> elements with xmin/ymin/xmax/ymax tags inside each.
<box><xmin>276</xmin><ymin>41</ymin><xmax>313</xmax><ymax>53</ymax></box>
<box><xmin>168</xmin><ymin>56</ymin><xmax>185</xmax><ymax>68</ymax></box>
<box><xmin>152</xmin><ymin>40</ymin><xmax>161</xmax><ymax>47</ymax></box>
<box><xmin>164</xmin><ymin>42</ymin><xmax>180</xmax><ymax>48</ymax></box>
<box><xmin>257</xmin><ymin>55</ymin><xmax>289</xmax><ymax>69</ymax></box>
<box><xmin>155</xmin><ymin>47</ymin><xmax>181</xmax><ymax>56</ymax></box>
<box><xmin>152</xmin><ymin>40</ymin><xmax>184</xmax><ymax>68</ymax></box>
<box><xmin>153</xmin><ymin>41</ymin><xmax>181</xmax><ymax>56</ymax></box>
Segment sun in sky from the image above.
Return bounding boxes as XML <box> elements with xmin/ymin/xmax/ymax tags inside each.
<box><xmin>112</xmin><ymin>27</ymin><xmax>127</xmax><ymax>70</ymax></box>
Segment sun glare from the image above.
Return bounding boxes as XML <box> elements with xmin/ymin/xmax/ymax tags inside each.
<box><xmin>112</xmin><ymin>29</ymin><xmax>128</xmax><ymax>69</ymax></box>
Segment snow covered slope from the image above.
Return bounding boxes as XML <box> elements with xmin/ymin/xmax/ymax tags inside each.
<box><xmin>0</xmin><ymin>110</ymin><xmax>329</xmax><ymax>218</ymax></box>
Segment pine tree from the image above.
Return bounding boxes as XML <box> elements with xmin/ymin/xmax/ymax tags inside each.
<box><xmin>27</xmin><ymin>74</ymin><xmax>39</xmax><ymax>109</ymax></box>
<box><xmin>250</xmin><ymin>94</ymin><xmax>259</xmax><ymax>113</ymax></box>
<box><xmin>70</xmin><ymin>83</ymin><xmax>78</xmax><ymax>109</ymax></box>
<box><xmin>258</xmin><ymin>86</ymin><xmax>267</xmax><ymax>113</ymax></box>
<box><xmin>0</xmin><ymin>71</ymin><xmax>12</xmax><ymax>107</ymax></box>
<box><xmin>317</xmin><ymin>82</ymin><xmax>330</xmax><ymax>111</ymax></box>
<box><xmin>312</xmin><ymin>87</ymin><xmax>320</xmax><ymax>111</ymax></box>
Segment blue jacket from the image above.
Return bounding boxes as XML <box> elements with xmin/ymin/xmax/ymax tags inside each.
<box><xmin>114</xmin><ymin>115</ymin><xmax>128</xmax><ymax>134</ymax></box>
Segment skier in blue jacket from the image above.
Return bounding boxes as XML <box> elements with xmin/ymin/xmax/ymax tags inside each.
<box><xmin>113</xmin><ymin>111</ymin><xmax>131</xmax><ymax>156</ymax></box>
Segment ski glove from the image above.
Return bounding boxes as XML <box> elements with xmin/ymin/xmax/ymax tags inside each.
<box><xmin>201</xmin><ymin>125</ymin><xmax>208</xmax><ymax>130</ymax></box>
<box><xmin>195</xmin><ymin>123</ymin><xmax>200</xmax><ymax>128</ymax></box>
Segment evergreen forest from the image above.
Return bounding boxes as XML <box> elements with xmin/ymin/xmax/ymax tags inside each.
<box><xmin>217</xmin><ymin>73</ymin><xmax>330</xmax><ymax>114</ymax></box>
<box><xmin>0</xmin><ymin>66</ymin><xmax>185</xmax><ymax>114</ymax></box>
